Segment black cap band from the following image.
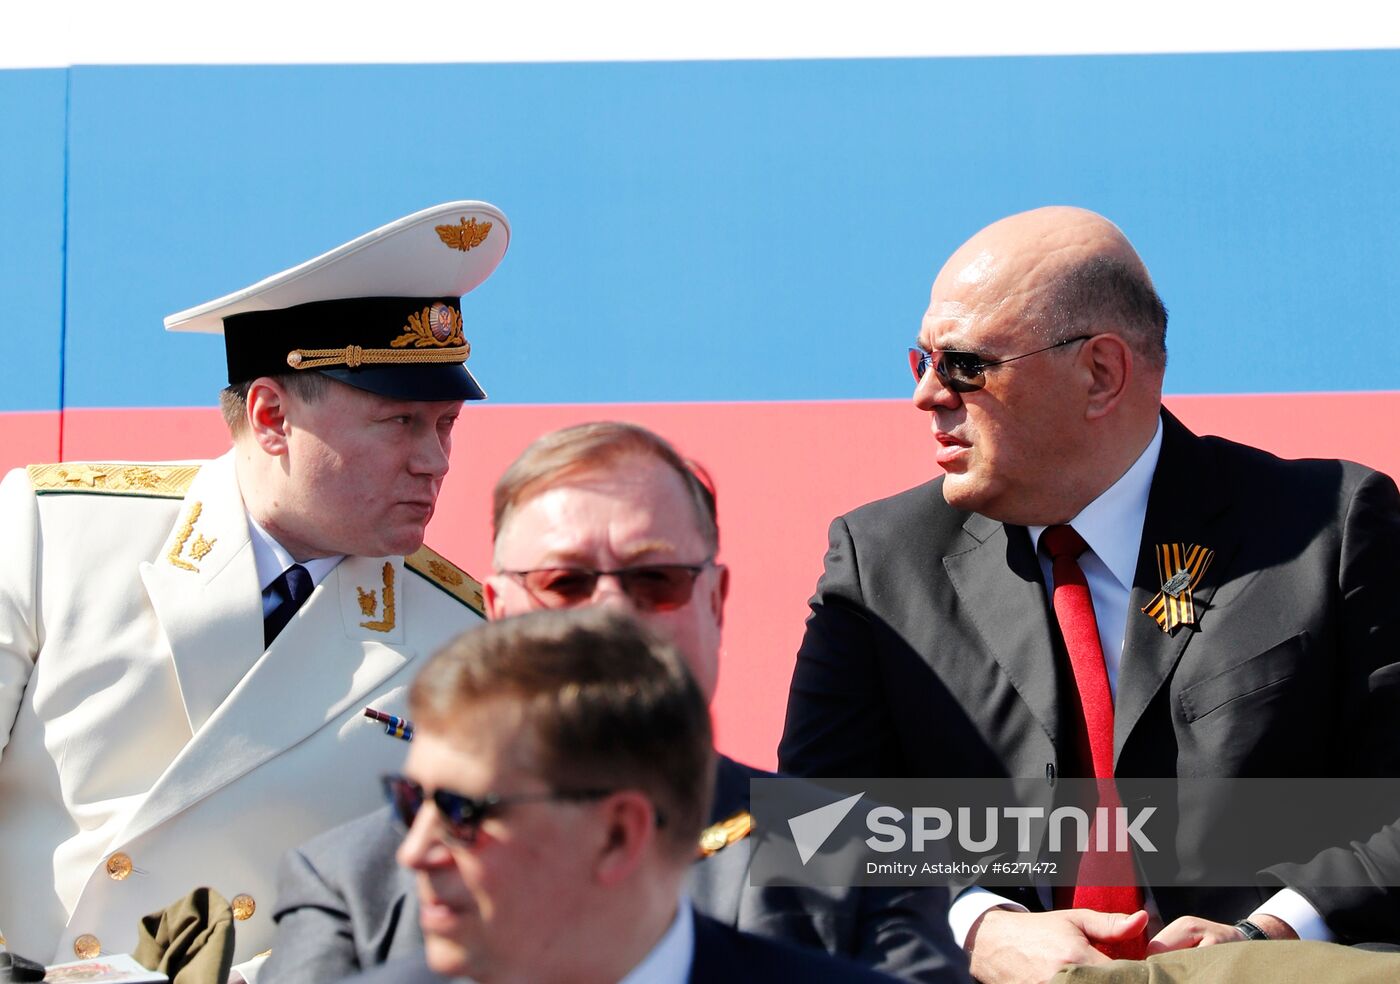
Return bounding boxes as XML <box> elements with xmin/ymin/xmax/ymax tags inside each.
<box><xmin>223</xmin><ymin>295</ymin><xmax>470</xmax><ymax>390</ymax></box>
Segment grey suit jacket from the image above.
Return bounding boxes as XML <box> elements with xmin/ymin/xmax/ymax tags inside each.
<box><xmin>264</xmin><ymin>758</ymin><xmax>970</xmax><ymax>983</ymax></box>
<box><xmin>779</xmin><ymin>412</ymin><xmax>1400</xmax><ymax>936</ymax></box>
<box><xmin>262</xmin><ymin>807</ymin><xmax>419</xmax><ymax>984</ymax></box>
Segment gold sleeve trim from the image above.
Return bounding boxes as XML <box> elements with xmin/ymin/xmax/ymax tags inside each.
<box><xmin>26</xmin><ymin>462</ymin><xmax>200</xmax><ymax>498</ymax></box>
<box><xmin>405</xmin><ymin>545</ymin><xmax>485</xmax><ymax>616</ymax></box>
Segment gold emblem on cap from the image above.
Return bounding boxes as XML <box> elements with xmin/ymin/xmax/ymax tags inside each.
<box><xmin>393</xmin><ymin>305</ymin><xmax>467</xmax><ymax>349</ymax></box>
<box><xmin>231</xmin><ymin>894</ymin><xmax>257</xmax><ymax>921</ymax></box>
<box><xmin>105</xmin><ymin>852</ymin><xmax>134</xmax><ymax>880</ymax></box>
<box><xmin>74</xmin><ymin>934</ymin><xmax>101</xmax><ymax>958</ymax></box>
<box><xmin>435</xmin><ymin>216</ymin><xmax>492</xmax><ymax>252</ymax></box>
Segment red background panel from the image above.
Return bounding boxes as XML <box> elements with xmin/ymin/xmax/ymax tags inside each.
<box><xmin>0</xmin><ymin>411</ymin><xmax>62</xmax><ymax>469</ymax></box>
<box><xmin>5</xmin><ymin>391</ymin><xmax>1399</xmax><ymax>768</ymax></box>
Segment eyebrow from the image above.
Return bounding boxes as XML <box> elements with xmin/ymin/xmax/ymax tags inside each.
<box><xmin>518</xmin><ymin>539</ymin><xmax>681</xmax><ymax>569</ymax></box>
<box><xmin>616</xmin><ymin>540</ymin><xmax>681</xmax><ymax>563</ymax></box>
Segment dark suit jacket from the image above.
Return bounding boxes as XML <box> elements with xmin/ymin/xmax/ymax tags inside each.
<box><xmin>264</xmin><ymin>759</ymin><xmax>969</xmax><ymax>983</ymax></box>
<box><xmin>336</xmin><ymin>910</ymin><xmax>898</xmax><ymax>983</ymax></box>
<box><xmin>778</xmin><ymin>412</ymin><xmax>1400</xmax><ymax>938</ymax></box>
<box><xmin>697</xmin><ymin>756</ymin><xmax>966</xmax><ymax>981</ymax></box>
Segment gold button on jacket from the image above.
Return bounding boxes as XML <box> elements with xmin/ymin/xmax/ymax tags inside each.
<box><xmin>231</xmin><ymin>894</ymin><xmax>256</xmax><ymax>921</ymax></box>
<box><xmin>106</xmin><ymin>853</ymin><xmax>133</xmax><ymax>881</ymax></box>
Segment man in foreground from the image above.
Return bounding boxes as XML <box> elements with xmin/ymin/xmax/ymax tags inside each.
<box><xmin>778</xmin><ymin>206</ymin><xmax>1400</xmax><ymax>982</ymax></box>
<box><xmin>0</xmin><ymin>201</ymin><xmax>507</xmax><ymax>974</ymax></box>
<box><xmin>355</xmin><ymin>607</ymin><xmax>892</xmax><ymax>982</ymax></box>
<box><xmin>268</xmin><ymin>421</ymin><xmax>967</xmax><ymax>982</ymax></box>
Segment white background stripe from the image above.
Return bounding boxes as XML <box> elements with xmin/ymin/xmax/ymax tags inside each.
<box><xmin>3</xmin><ymin>0</ymin><xmax>1398</xmax><ymax>68</ymax></box>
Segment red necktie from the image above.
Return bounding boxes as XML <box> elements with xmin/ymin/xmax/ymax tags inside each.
<box><xmin>1042</xmin><ymin>525</ymin><xmax>1146</xmax><ymax>960</ymax></box>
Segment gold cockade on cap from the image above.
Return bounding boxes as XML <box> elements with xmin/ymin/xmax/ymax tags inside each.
<box><xmin>392</xmin><ymin>304</ymin><xmax>467</xmax><ymax>349</ymax></box>
<box><xmin>435</xmin><ymin>216</ymin><xmax>492</xmax><ymax>252</ymax></box>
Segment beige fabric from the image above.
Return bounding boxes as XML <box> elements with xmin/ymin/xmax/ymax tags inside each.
<box><xmin>0</xmin><ymin>452</ymin><xmax>483</xmax><ymax>966</ymax></box>
<box><xmin>134</xmin><ymin>888</ymin><xmax>234</xmax><ymax>984</ymax></box>
<box><xmin>1053</xmin><ymin>941</ymin><xmax>1400</xmax><ymax>984</ymax></box>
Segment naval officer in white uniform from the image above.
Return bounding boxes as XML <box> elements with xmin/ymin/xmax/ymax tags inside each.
<box><xmin>0</xmin><ymin>201</ymin><xmax>508</xmax><ymax>979</ymax></box>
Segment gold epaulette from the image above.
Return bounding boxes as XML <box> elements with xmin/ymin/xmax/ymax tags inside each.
<box><xmin>26</xmin><ymin>462</ymin><xmax>200</xmax><ymax>499</ymax></box>
<box><xmin>697</xmin><ymin>809</ymin><xmax>753</xmax><ymax>858</ymax></box>
<box><xmin>405</xmin><ymin>545</ymin><xmax>485</xmax><ymax>616</ymax></box>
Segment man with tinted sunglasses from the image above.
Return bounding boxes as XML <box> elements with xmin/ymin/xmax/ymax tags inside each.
<box><xmin>779</xmin><ymin>206</ymin><xmax>1400</xmax><ymax>983</ymax></box>
<box><xmin>356</xmin><ymin>607</ymin><xmax>897</xmax><ymax>983</ymax></box>
<box><xmin>483</xmin><ymin>422</ymin><xmax>966</xmax><ymax>981</ymax></box>
<box><xmin>265</xmin><ymin>421</ymin><xmax>968</xmax><ymax>983</ymax></box>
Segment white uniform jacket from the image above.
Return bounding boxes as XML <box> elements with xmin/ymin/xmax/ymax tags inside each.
<box><xmin>0</xmin><ymin>451</ymin><xmax>484</xmax><ymax>967</ymax></box>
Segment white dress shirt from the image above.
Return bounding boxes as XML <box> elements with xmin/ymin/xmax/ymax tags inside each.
<box><xmin>618</xmin><ymin>895</ymin><xmax>694</xmax><ymax>984</ymax></box>
<box><xmin>948</xmin><ymin>418</ymin><xmax>1329</xmax><ymax>946</ymax></box>
<box><xmin>246</xmin><ymin>515</ymin><xmax>343</xmax><ymax>616</ymax></box>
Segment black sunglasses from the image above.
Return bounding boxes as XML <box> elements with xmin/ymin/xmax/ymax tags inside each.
<box><xmin>500</xmin><ymin>561</ymin><xmax>714</xmax><ymax>612</ymax></box>
<box><xmin>383</xmin><ymin>774</ymin><xmax>614</xmax><ymax>846</ymax></box>
<box><xmin>908</xmin><ymin>335</ymin><xmax>1092</xmax><ymax>393</ymax></box>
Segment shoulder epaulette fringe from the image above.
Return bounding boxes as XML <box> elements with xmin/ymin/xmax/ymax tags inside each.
<box><xmin>26</xmin><ymin>462</ymin><xmax>200</xmax><ymax>499</ymax></box>
<box><xmin>697</xmin><ymin>809</ymin><xmax>753</xmax><ymax>857</ymax></box>
<box><xmin>405</xmin><ymin>545</ymin><xmax>485</xmax><ymax>616</ymax></box>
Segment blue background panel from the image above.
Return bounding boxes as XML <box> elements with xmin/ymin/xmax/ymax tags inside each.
<box><xmin>52</xmin><ymin>52</ymin><xmax>1400</xmax><ymax>411</ymax></box>
<box><xmin>0</xmin><ymin>69</ymin><xmax>67</xmax><ymax>412</ymax></box>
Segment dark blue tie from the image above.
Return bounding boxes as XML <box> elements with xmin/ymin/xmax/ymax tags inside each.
<box><xmin>263</xmin><ymin>563</ymin><xmax>313</xmax><ymax>647</ymax></box>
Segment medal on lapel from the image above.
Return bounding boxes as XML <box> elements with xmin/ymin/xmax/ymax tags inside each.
<box><xmin>1141</xmin><ymin>543</ymin><xmax>1214</xmax><ymax>634</ymax></box>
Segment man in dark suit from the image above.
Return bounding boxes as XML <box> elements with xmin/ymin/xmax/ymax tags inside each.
<box><xmin>267</xmin><ymin>422</ymin><xmax>967</xmax><ymax>983</ymax></box>
<box><xmin>345</xmin><ymin>909</ymin><xmax>906</xmax><ymax>984</ymax></box>
<box><xmin>777</xmin><ymin>207</ymin><xmax>1400</xmax><ymax>983</ymax></box>
<box><xmin>344</xmin><ymin>607</ymin><xmax>895</xmax><ymax>983</ymax></box>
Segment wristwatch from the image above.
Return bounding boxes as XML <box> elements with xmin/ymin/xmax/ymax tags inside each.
<box><xmin>1233</xmin><ymin>918</ymin><xmax>1271</xmax><ymax>941</ymax></box>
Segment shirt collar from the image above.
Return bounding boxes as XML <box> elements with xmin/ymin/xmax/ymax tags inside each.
<box><xmin>1030</xmin><ymin>416</ymin><xmax>1164</xmax><ymax>590</ymax></box>
<box><xmin>618</xmin><ymin>895</ymin><xmax>694</xmax><ymax>984</ymax></box>
<box><xmin>246</xmin><ymin>514</ymin><xmax>344</xmax><ymax>592</ymax></box>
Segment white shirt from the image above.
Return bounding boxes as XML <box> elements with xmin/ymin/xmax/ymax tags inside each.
<box><xmin>948</xmin><ymin>417</ymin><xmax>1329</xmax><ymax>946</ymax></box>
<box><xmin>618</xmin><ymin>895</ymin><xmax>694</xmax><ymax>984</ymax></box>
<box><xmin>246</xmin><ymin>515</ymin><xmax>343</xmax><ymax>616</ymax></box>
<box><xmin>1026</xmin><ymin>419</ymin><xmax>1163</xmax><ymax>697</ymax></box>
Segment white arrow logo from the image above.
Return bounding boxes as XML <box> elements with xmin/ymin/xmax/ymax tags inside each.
<box><xmin>788</xmin><ymin>791</ymin><xmax>865</xmax><ymax>865</ymax></box>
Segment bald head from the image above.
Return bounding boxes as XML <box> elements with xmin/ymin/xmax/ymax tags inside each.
<box><xmin>915</xmin><ymin>207</ymin><xmax>1168</xmax><ymax>524</ymax></box>
<box><xmin>934</xmin><ymin>206</ymin><xmax>1167</xmax><ymax>371</ymax></box>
